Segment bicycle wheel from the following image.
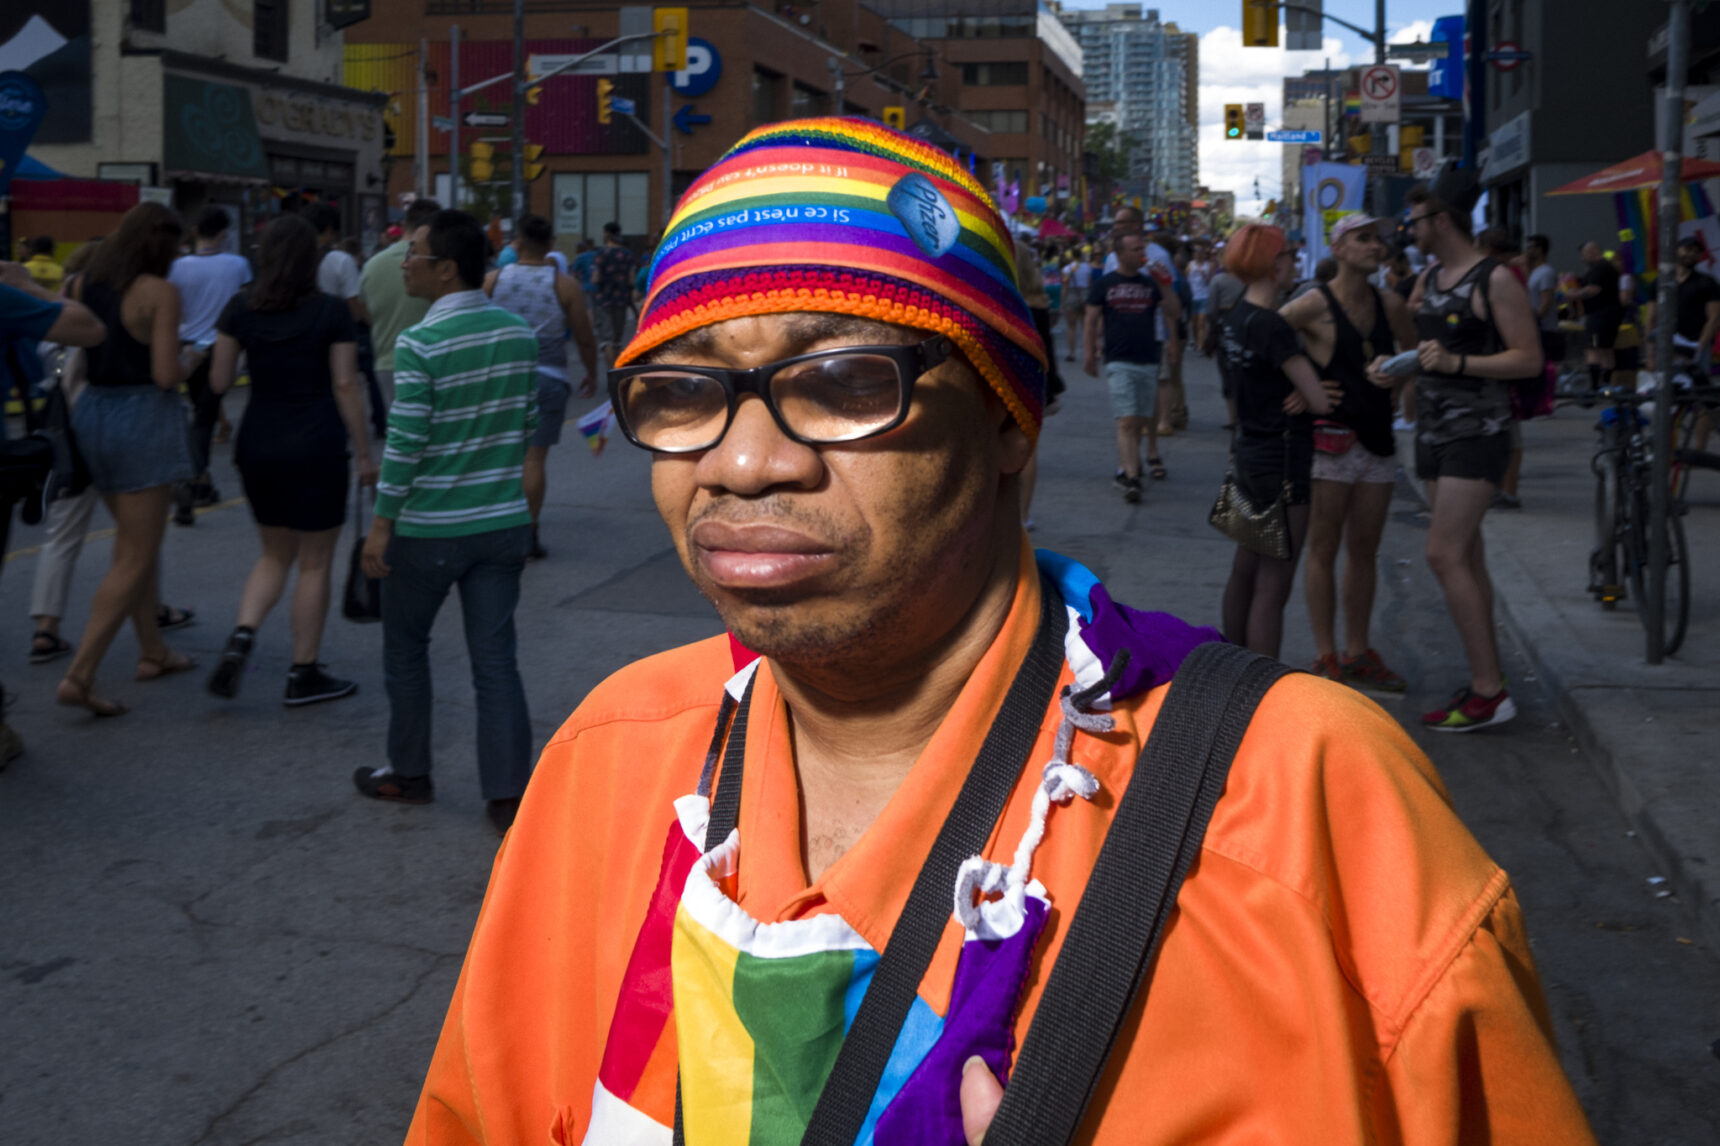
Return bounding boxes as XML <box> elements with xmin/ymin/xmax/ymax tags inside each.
<box><xmin>1663</xmin><ymin>507</ymin><xmax>1692</xmax><ymax>655</ymax></box>
<box><xmin>1589</xmin><ymin>450</ymin><xmax>1625</xmax><ymax>608</ymax></box>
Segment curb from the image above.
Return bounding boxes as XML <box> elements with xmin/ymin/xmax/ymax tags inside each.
<box><xmin>1395</xmin><ymin>432</ymin><xmax>1720</xmax><ymax>951</ymax></box>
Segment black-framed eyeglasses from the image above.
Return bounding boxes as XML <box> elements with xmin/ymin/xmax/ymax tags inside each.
<box><xmin>607</xmin><ymin>335</ymin><xmax>952</xmax><ymax>453</ymax></box>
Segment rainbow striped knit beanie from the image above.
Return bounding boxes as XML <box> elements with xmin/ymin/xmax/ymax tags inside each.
<box><xmin>616</xmin><ymin>117</ymin><xmax>1049</xmax><ymax>437</ymax></box>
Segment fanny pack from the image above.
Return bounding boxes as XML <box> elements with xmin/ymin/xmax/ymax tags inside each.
<box><xmin>1312</xmin><ymin>419</ymin><xmax>1357</xmax><ymax>455</ymax></box>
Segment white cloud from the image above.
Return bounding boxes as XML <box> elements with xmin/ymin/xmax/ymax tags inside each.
<box><xmin>1390</xmin><ymin>19</ymin><xmax>1437</xmax><ymax>45</ymax></box>
<box><xmin>1197</xmin><ymin>24</ymin><xmax>1355</xmax><ymax>215</ymax></box>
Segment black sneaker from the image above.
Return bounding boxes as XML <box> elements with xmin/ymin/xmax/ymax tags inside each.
<box><xmin>283</xmin><ymin>663</ymin><xmax>357</xmax><ymax>707</ymax></box>
<box><xmin>486</xmin><ymin>797</ymin><xmax>521</xmax><ymax>837</ymax></box>
<box><xmin>353</xmin><ymin>765</ymin><xmax>434</xmax><ymax>804</ymax></box>
<box><xmin>191</xmin><ymin>478</ymin><xmax>221</xmax><ymax>507</ymax></box>
<box><xmin>1112</xmin><ymin>469</ymin><xmax>1129</xmax><ymax>491</ymax></box>
<box><xmin>207</xmin><ymin>630</ymin><xmax>254</xmax><ymax>699</ymax></box>
<box><xmin>1122</xmin><ymin>476</ymin><xmax>1143</xmax><ymax>504</ymax></box>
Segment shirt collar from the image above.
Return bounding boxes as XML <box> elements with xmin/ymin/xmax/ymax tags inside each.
<box><xmin>425</xmin><ymin>289</ymin><xmax>489</xmax><ymax>320</ymax></box>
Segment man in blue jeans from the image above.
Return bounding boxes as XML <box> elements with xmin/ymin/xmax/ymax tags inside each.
<box><xmin>354</xmin><ymin>210</ymin><xmax>539</xmax><ymax>835</ymax></box>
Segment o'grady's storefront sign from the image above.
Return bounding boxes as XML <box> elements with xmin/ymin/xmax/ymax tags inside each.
<box><xmin>162</xmin><ymin>60</ymin><xmax>384</xmax><ymax>187</ymax></box>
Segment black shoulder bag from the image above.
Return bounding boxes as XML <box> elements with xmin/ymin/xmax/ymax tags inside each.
<box><xmin>675</xmin><ymin>615</ymin><xmax>1290</xmax><ymax>1145</ymax></box>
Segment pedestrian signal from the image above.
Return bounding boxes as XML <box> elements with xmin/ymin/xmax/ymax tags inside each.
<box><xmin>523</xmin><ymin>143</ymin><xmax>546</xmax><ymax>181</ymax></box>
<box><xmin>1243</xmin><ymin>0</ymin><xmax>1280</xmax><ymax>48</ymax></box>
<box><xmin>470</xmin><ymin>140</ymin><xmax>495</xmax><ymax>183</ymax></box>
<box><xmin>883</xmin><ymin>106</ymin><xmax>906</xmax><ymax>131</ymax></box>
<box><xmin>525</xmin><ymin>85</ymin><xmax>543</xmax><ymax>106</ymax></box>
<box><xmin>654</xmin><ymin>8</ymin><xmax>689</xmax><ymax>73</ymax></box>
<box><xmin>1225</xmin><ymin>105</ymin><xmax>1244</xmax><ymax>140</ymax></box>
<box><xmin>597</xmin><ymin>78</ymin><xmax>615</xmax><ymax>125</ymax></box>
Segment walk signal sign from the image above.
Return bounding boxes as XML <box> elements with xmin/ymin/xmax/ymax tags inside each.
<box><xmin>1243</xmin><ymin>0</ymin><xmax>1280</xmax><ymax>48</ymax></box>
<box><xmin>883</xmin><ymin>106</ymin><xmax>906</xmax><ymax>130</ymax></box>
<box><xmin>597</xmin><ymin>78</ymin><xmax>615</xmax><ymax>125</ymax></box>
<box><xmin>523</xmin><ymin>143</ymin><xmax>546</xmax><ymax>181</ymax></box>
<box><xmin>654</xmin><ymin>8</ymin><xmax>688</xmax><ymax>73</ymax></box>
<box><xmin>469</xmin><ymin>140</ymin><xmax>495</xmax><ymax>183</ymax></box>
<box><xmin>525</xmin><ymin>85</ymin><xmax>543</xmax><ymax>106</ymax></box>
<box><xmin>1225</xmin><ymin>105</ymin><xmax>1244</xmax><ymax>140</ymax></box>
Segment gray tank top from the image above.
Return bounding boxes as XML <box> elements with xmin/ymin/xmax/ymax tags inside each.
<box><xmin>492</xmin><ymin>263</ymin><xmax>568</xmax><ymax>378</ymax></box>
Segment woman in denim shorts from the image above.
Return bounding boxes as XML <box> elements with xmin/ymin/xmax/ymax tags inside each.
<box><xmin>57</xmin><ymin>202</ymin><xmax>198</xmax><ymax>716</ymax></box>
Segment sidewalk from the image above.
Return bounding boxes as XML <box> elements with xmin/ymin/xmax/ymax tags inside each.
<box><xmin>1453</xmin><ymin>409</ymin><xmax>1720</xmax><ymax>948</ymax></box>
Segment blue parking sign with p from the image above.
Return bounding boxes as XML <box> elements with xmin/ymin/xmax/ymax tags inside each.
<box><xmin>671</xmin><ymin>38</ymin><xmax>722</xmax><ymax>98</ymax></box>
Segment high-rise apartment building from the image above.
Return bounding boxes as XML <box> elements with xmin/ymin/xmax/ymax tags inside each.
<box><xmin>1059</xmin><ymin>4</ymin><xmax>1197</xmax><ymax>199</ymax></box>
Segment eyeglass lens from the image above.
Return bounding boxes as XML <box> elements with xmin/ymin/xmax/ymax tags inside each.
<box><xmin>616</xmin><ymin>351</ymin><xmax>907</xmax><ymax>451</ymax></box>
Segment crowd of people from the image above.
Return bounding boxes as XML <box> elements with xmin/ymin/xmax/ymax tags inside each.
<box><xmin>0</xmin><ymin>198</ymin><xmax>645</xmax><ymax>832</ymax></box>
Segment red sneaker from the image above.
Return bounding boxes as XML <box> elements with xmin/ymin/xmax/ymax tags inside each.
<box><xmin>1341</xmin><ymin>648</ymin><xmax>1407</xmax><ymax>693</ymax></box>
<box><xmin>1310</xmin><ymin>653</ymin><xmax>1343</xmax><ymax>681</ymax></box>
<box><xmin>1420</xmin><ymin>687</ymin><xmax>1516</xmax><ymax>732</ymax></box>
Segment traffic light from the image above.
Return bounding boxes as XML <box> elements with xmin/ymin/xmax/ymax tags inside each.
<box><xmin>597</xmin><ymin>78</ymin><xmax>615</xmax><ymax>125</ymax></box>
<box><xmin>883</xmin><ymin>106</ymin><xmax>906</xmax><ymax>130</ymax></box>
<box><xmin>470</xmin><ymin>140</ymin><xmax>494</xmax><ymax>183</ymax></box>
<box><xmin>1242</xmin><ymin>0</ymin><xmax>1279</xmax><ymax>48</ymax></box>
<box><xmin>523</xmin><ymin>143</ymin><xmax>546</xmax><ymax>181</ymax></box>
<box><xmin>654</xmin><ymin>8</ymin><xmax>688</xmax><ymax>73</ymax></box>
<box><xmin>525</xmin><ymin>85</ymin><xmax>543</xmax><ymax>106</ymax></box>
<box><xmin>1225</xmin><ymin>105</ymin><xmax>1244</xmax><ymax>140</ymax></box>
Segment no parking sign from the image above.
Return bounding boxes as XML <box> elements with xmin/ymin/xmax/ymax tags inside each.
<box><xmin>671</xmin><ymin>38</ymin><xmax>722</xmax><ymax>98</ymax></box>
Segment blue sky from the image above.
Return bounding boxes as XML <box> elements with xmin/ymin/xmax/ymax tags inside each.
<box><xmin>1060</xmin><ymin>1</ymin><xmax>1464</xmax><ymax>210</ymax></box>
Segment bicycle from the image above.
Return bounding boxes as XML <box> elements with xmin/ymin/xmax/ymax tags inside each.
<box><xmin>1585</xmin><ymin>385</ymin><xmax>1692</xmax><ymax>655</ymax></box>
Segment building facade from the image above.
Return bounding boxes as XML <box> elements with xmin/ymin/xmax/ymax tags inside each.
<box><xmin>1059</xmin><ymin>4</ymin><xmax>1196</xmax><ymax>199</ymax></box>
<box><xmin>1478</xmin><ymin>0</ymin><xmax>1660</xmax><ymax>255</ymax></box>
<box><xmin>9</xmin><ymin>0</ymin><xmax>389</xmax><ymax>249</ymax></box>
<box><xmin>871</xmin><ymin>0</ymin><xmax>1085</xmax><ymax>206</ymax></box>
<box><xmin>345</xmin><ymin>0</ymin><xmax>1006</xmax><ymax>248</ymax></box>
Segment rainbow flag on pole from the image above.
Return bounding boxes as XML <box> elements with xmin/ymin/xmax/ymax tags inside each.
<box><xmin>577</xmin><ymin>399</ymin><xmax>617</xmax><ymax>457</ymax></box>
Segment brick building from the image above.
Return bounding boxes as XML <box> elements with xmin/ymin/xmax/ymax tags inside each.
<box><xmin>345</xmin><ymin>0</ymin><xmax>1012</xmax><ymax>248</ymax></box>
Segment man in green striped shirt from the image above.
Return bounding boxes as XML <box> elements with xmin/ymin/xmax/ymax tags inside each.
<box><xmin>356</xmin><ymin>210</ymin><xmax>539</xmax><ymax>836</ymax></box>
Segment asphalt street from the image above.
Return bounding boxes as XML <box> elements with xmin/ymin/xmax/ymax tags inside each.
<box><xmin>1</xmin><ymin>343</ymin><xmax>1717</xmax><ymax>1143</ymax></box>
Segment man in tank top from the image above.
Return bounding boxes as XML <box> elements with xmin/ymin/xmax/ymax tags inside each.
<box><xmin>484</xmin><ymin>214</ymin><xmax>598</xmax><ymax>560</ymax></box>
<box><xmin>1280</xmin><ymin>214</ymin><xmax>1418</xmax><ymax>694</ymax></box>
<box><xmin>1402</xmin><ymin>171</ymin><xmax>1544</xmax><ymax>732</ymax></box>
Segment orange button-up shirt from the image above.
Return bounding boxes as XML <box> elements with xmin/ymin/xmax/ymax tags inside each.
<box><xmin>408</xmin><ymin>566</ymin><xmax>1595</xmax><ymax>1144</ymax></box>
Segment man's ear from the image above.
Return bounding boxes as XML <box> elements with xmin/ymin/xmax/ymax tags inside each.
<box><xmin>979</xmin><ymin>385</ymin><xmax>1033</xmax><ymax>476</ymax></box>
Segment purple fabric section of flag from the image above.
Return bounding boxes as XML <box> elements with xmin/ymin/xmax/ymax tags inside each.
<box><xmin>1079</xmin><ymin>582</ymin><xmax>1226</xmax><ymax>701</ymax></box>
<box><xmin>871</xmin><ymin>896</ymin><xmax>1050</xmax><ymax>1145</ymax></box>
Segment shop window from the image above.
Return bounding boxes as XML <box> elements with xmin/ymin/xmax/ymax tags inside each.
<box><xmin>967</xmin><ymin>110</ymin><xmax>1027</xmax><ymax>133</ymax></box>
<box><xmin>961</xmin><ymin>61</ymin><xmax>1028</xmax><ymax>87</ymax></box>
<box><xmin>254</xmin><ymin>0</ymin><xmax>289</xmax><ymax>62</ymax></box>
<box><xmin>552</xmin><ymin>172</ymin><xmax>650</xmax><ymax>242</ymax></box>
<box><xmin>753</xmin><ymin>68</ymin><xmax>784</xmax><ymax>124</ymax></box>
<box><xmin>131</xmin><ymin>0</ymin><xmax>166</xmax><ymax>33</ymax></box>
<box><xmin>791</xmin><ymin>84</ymin><xmax>830</xmax><ymax>119</ymax></box>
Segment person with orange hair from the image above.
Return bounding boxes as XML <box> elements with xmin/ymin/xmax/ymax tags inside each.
<box><xmin>1216</xmin><ymin>224</ymin><xmax>1339</xmax><ymax>658</ymax></box>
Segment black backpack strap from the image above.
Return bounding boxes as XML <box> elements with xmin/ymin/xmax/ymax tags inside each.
<box><xmin>984</xmin><ymin>641</ymin><xmax>1294</xmax><ymax>1145</ymax></box>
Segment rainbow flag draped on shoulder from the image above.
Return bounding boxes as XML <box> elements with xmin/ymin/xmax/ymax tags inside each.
<box><xmin>581</xmin><ymin>552</ymin><xmax>1222</xmax><ymax>1144</ymax></box>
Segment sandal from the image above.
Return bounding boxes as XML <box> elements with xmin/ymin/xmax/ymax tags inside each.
<box><xmin>29</xmin><ymin>631</ymin><xmax>73</xmax><ymax>665</ymax></box>
<box><xmin>1148</xmin><ymin>457</ymin><xmax>1168</xmax><ymax>480</ymax></box>
<box><xmin>136</xmin><ymin>649</ymin><xmax>198</xmax><ymax>682</ymax></box>
<box><xmin>56</xmin><ymin>675</ymin><xmax>128</xmax><ymax>717</ymax></box>
<box><xmin>156</xmin><ymin>605</ymin><xmax>196</xmax><ymax>631</ymax></box>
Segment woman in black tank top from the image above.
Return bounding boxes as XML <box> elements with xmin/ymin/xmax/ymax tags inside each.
<box><xmin>56</xmin><ymin>202</ymin><xmax>198</xmax><ymax>717</ymax></box>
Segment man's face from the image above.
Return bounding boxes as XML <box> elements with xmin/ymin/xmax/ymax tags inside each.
<box><xmin>1582</xmin><ymin>242</ymin><xmax>1603</xmax><ymax>265</ymax></box>
<box><xmin>401</xmin><ymin>225</ymin><xmax>442</xmax><ymax>299</ymax></box>
<box><xmin>1680</xmin><ymin>243</ymin><xmax>1702</xmax><ymax>271</ymax></box>
<box><xmin>1335</xmin><ymin>227</ymin><xmax>1384</xmax><ymax>274</ymax></box>
<box><xmin>1116</xmin><ymin>234</ymin><xmax>1146</xmax><ymax>274</ymax></box>
<box><xmin>647</xmin><ymin>313</ymin><xmax>1030</xmax><ymax>674</ymax></box>
<box><xmin>1274</xmin><ymin>249</ymin><xmax>1298</xmax><ymax>291</ymax></box>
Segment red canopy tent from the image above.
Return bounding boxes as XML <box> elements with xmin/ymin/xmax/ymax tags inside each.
<box><xmin>1038</xmin><ymin>216</ymin><xmax>1077</xmax><ymax>239</ymax></box>
<box><xmin>1546</xmin><ymin>150</ymin><xmax>1720</xmax><ymax>195</ymax></box>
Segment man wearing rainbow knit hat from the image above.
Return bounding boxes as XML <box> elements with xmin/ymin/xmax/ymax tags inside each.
<box><xmin>405</xmin><ymin>120</ymin><xmax>1593</xmax><ymax>1145</ymax></box>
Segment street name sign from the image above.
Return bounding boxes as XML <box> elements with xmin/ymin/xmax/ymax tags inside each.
<box><xmin>1388</xmin><ymin>40</ymin><xmax>1450</xmax><ymax>62</ymax></box>
<box><xmin>463</xmin><ymin>112</ymin><xmax>509</xmax><ymax>128</ymax></box>
<box><xmin>611</xmin><ymin>95</ymin><xmax>638</xmax><ymax>116</ymax></box>
<box><xmin>1267</xmin><ymin>130</ymin><xmax>1323</xmax><ymax>144</ymax></box>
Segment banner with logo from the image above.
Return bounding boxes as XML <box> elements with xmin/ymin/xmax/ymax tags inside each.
<box><xmin>0</xmin><ymin>2</ymin><xmax>90</xmax><ymax>143</ymax></box>
<box><xmin>0</xmin><ymin>70</ymin><xmax>48</xmax><ymax>197</ymax></box>
<box><xmin>1302</xmin><ymin>161</ymin><xmax>1367</xmax><ymax>268</ymax></box>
